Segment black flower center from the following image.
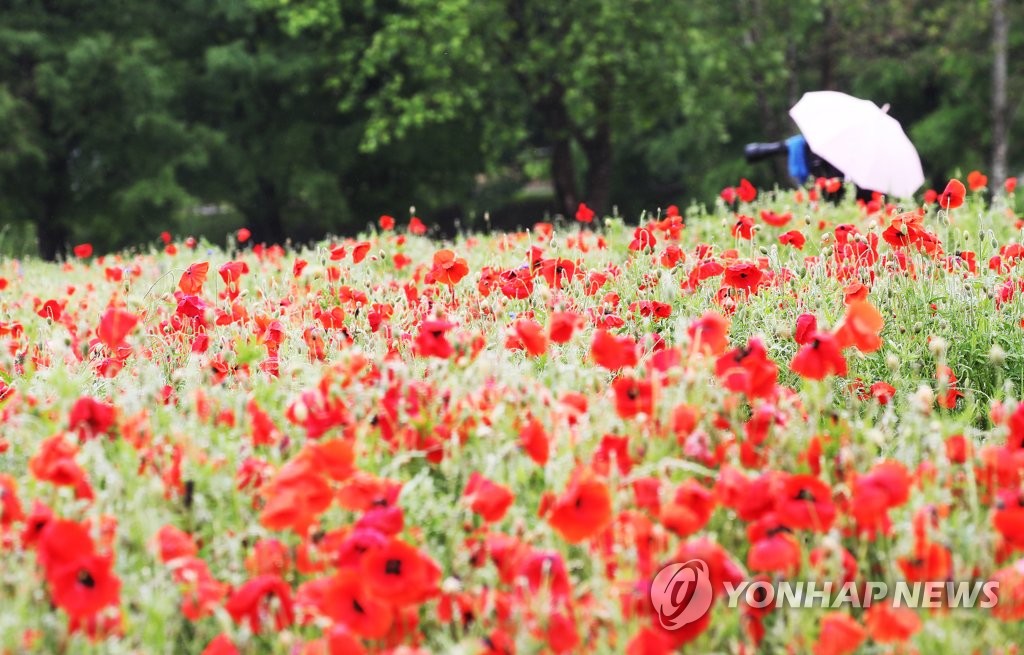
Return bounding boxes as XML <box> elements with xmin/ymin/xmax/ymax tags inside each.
<box><xmin>77</xmin><ymin>570</ymin><xmax>96</xmax><ymax>589</ymax></box>
<box><xmin>795</xmin><ymin>488</ymin><xmax>815</xmax><ymax>502</ymax></box>
<box><xmin>385</xmin><ymin>559</ymin><xmax>402</xmax><ymax>576</ymax></box>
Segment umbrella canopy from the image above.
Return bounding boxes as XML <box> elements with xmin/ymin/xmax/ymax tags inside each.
<box><xmin>789</xmin><ymin>91</ymin><xmax>924</xmax><ymax>198</ymax></box>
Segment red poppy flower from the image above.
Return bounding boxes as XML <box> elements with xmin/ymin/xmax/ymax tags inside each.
<box><xmin>937</xmin><ymin>179</ymin><xmax>966</xmax><ymax>210</ymax></box>
<box><xmin>791</xmin><ymin>331</ymin><xmax>847</xmax><ymax>380</ymax></box>
<box><xmin>236</xmin><ymin>228</ymin><xmax>251</xmax><ymax>243</ymax></box>
<box><xmin>497</xmin><ymin>267</ymin><xmax>533</xmax><ymax>299</ymax></box>
<box><xmin>0</xmin><ymin>474</ymin><xmax>24</xmax><ymax>526</ymax></box>
<box><xmin>179</xmin><ymin>262</ymin><xmax>210</xmax><ymax>295</ymax></box>
<box><xmin>73</xmin><ymin>243</ymin><xmax>93</xmax><ymax>258</ymax></box>
<box><xmin>97</xmin><ymin>307</ymin><xmax>139</xmax><ymax>351</ymax></box>
<box><xmin>519</xmin><ymin>417</ymin><xmax>550</xmax><ymax>466</ymax></box>
<box><xmin>463</xmin><ymin>473</ymin><xmax>515</xmax><ymax>522</ymax></box>
<box><xmin>408</xmin><ymin>216</ymin><xmax>427</xmax><ymax>235</ymax></box>
<box><xmin>47</xmin><ymin>552</ymin><xmax>121</xmax><ymax>621</ymax></box>
<box><xmin>322</xmin><ymin>569</ymin><xmax>394</xmax><ymax>638</ymax></box>
<box><xmin>546</xmin><ymin>610</ymin><xmax>580</xmax><ymax>652</ymax></box>
<box><xmin>37</xmin><ymin>299</ymin><xmax>62</xmax><ymax>320</ymax></box>
<box><xmin>629</xmin><ymin>227</ymin><xmax>657</xmax><ymax>252</ymax></box>
<box><xmin>792</xmin><ymin>313</ymin><xmax>817</xmax><ymax>345</ymax></box>
<box><xmin>723</xmin><ymin>262</ymin><xmax>763</xmax><ymax>292</ymax></box>
<box><xmin>258</xmin><ymin>460</ymin><xmax>333</xmax><ymax>534</ymax></box>
<box><xmin>864</xmin><ymin>604</ymin><xmax>921</xmax><ymax>643</ymax></box>
<box><xmin>851</xmin><ymin>461</ymin><xmax>910</xmax><ymax>536</ymax></box>
<box><xmin>539</xmin><ymin>258</ymin><xmax>576</xmax><ymax>289</ymax></box>
<box><xmin>660</xmin><ymin>480</ymin><xmax>715</xmax><ymax>537</ymax></box>
<box><xmin>737</xmin><ymin>178</ymin><xmax>757</xmax><ymax>203</ymax></box>
<box><xmin>935</xmin><ymin>364</ymin><xmax>963</xmax><ymax>409</ymax></box>
<box><xmin>813</xmin><ymin>612</ymin><xmax>866</xmax><ymax>655</ymax></box>
<box><xmin>225</xmin><ymin>574</ymin><xmax>294</xmax><ymax>633</ymax></box>
<box><xmin>775</xmin><ymin>474</ymin><xmax>836</xmax><ymax>531</ymax></box>
<box><xmin>967</xmin><ymin>170</ymin><xmax>988</xmax><ymax>191</ymax></box>
<box><xmin>897</xmin><ymin>540</ymin><xmax>952</xmax><ymax>581</ymax></box>
<box><xmin>575</xmin><ymin>203</ymin><xmax>595</xmax><ymax>223</ymax></box>
<box><xmin>688</xmin><ymin>311</ymin><xmax>730</xmax><ymax>355</ymax></box>
<box><xmin>508</xmin><ymin>318</ymin><xmax>548</xmax><ymax>356</ymax></box>
<box><xmin>359</xmin><ymin>537</ymin><xmax>439</xmax><ymax>606</ymax></box>
<box><xmin>833</xmin><ymin>300</ymin><xmax>884</xmax><ymax>353</ymax></box>
<box><xmin>732</xmin><ymin>215</ymin><xmax>755</xmax><ymax>239</ymax></box>
<box><xmin>991</xmin><ymin>559</ymin><xmax>1024</xmax><ymax>621</ymax></box>
<box><xmin>516</xmin><ymin>549</ymin><xmax>572</xmax><ymax>600</ymax></box>
<box><xmin>778</xmin><ymin>230</ymin><xmax>806</xmax><ymax>249</ymax></box>
<box><xmin>760</xmin><ymin>210</ymin><xmax>792</xmax><ymax>227</ymax></box>
<box><xmin>429</xmin><ymin>250</ymin><xmax>469</xmax><ymax>286</ymax></box>
<box><xmin>870</xmin><ymin>381</ymin><xmax>896</xmax><ymax>404</ymax></box>
<box><xmin>379</xmin><ymin>214</ymin><xmax>395</xmax><ymax>230</ymax></box>
<box><xmin>156</xmin><ymin>525</ymin><xmax>198</xmax><ymax>563</ymax></box>
<box><xmin>714</xmin><ymin>338</ymin><xmax>779</xmax><ymax>399</ymax></box>
<box><xmin>548</xmin><ymin>311</ymin><xmax>580</xmax><ymax>343</ymax></box>
<box><xmin>415</xmin><ymin>320</ymin><xmax>455</xmax><ymax>359</ymax></box>
<box><xmin>68</xmin><ymin>396</ymin><xmax>116</xmax><ymax>440</ymax></box>
<box><xmin>611</xmin><ymin>375</ymin><xmax>653</xmax><ymax>419</ymax></box>
<box><xmin>547</xmin><ymin>473</ymin><xmax>613</xmax><ymax>543</ymax></box>
<box><xmin>30</xmin><ymin>436</ymin><xmax>92</xmax><ymax>499</ymax></box>
<box><xmin>590</xmin><ymin>330</ymin><xmax>638</xmax><ymax>370</ymax></box>
<box><xmin>352</xmin><ymin>241</ymin><xmax>371</xmax><ymax>263</ymax></box>
<box><xmin>1006</xmin><ymin>177</ymin><xmax>1018</xmax><ymax>194</ymax></box>
<box><xmin>747</xmin><ymin>518</ymin><xmax>801</xmax><ymax>575</ymax></box>
<box><xmin>994</xmin><ymin>489</ymin><xmax>1024</xmax><ymax>547</ymax></box>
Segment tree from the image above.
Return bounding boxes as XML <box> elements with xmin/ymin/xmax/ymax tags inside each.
<box><xmin>275</xmin><ymin>0</ymin><xmax>698</xmax><ymax>218</ymax></box>
<box><xmin>0</xmin><ymin>1</ymin><xmax>205</xmax><ymax>259</ymax></box>
<box><xmin>993</xmin><ymin>0</ymin><xmax>1010</xmax><ymax>183</ymax></box>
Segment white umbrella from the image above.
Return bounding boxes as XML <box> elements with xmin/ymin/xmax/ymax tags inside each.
<box><xmin>789</xmin><ymin>91</ymin><xmax>925</xmax><ymax>198</ymax></box>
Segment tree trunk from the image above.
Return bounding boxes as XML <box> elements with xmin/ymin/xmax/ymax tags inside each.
<box><xmin>536</xmin><ymin>88</ymin><xmax>579</xmax><ymax>218</ymax></box>
<box><xmin>741</xmin><ymin>0</ymin><xmax>788</xmax><ymax>183</ymax></box>
<box><xmin>247</xmin><ymin>178</ymin><xmax>286</xmax><ymax>245</ymax></box>
<box><xmin>819</xmin><ymin>3</ymin><xmax>836</xmax><ymax>92</ymax></box>
<box><xmin>992</xmin><ymin>0</ymin><xmax>1009</xmax><ymax>185</ymax></box>
<box><xmin>551</xmin><ymin>136</ymin><xmax>579</xmax><ymax>219</ymax></box>
<box><xmin>36</xmin><ymin>211</ymin><xmax>69</xmax><ymax>261</ymax></box>
<box><xmin>36</xmin><ymin>154</ymin><xmax>69</xmax><ymax>261</ymax></box>
<box><xmin>583</xmin><ymin>121</ymin><xmax>613</xmax><ymax>217</ymax></box>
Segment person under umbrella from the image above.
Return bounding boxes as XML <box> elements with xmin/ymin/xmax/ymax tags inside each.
<box><xmin>746</xmin><ymin>91</ymin><xmax>925</xmax><ymax>202</ymax></box>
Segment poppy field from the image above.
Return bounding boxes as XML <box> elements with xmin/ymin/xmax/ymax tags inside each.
<box><xmin>5</xmin><ymin>175</ymin><xmax>1024</xmax><ymax>654</ymax></box>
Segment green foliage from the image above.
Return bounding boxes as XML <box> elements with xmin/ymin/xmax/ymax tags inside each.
<box><xmin>0</xmin><ymin>0</ymin><xmax>1022</xmax><ymax>258</ymax></box>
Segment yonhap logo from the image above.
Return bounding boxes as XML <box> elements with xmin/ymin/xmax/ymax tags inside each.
<box><xmin>649</xmin><ymin>559</ymin><xmax>715</xmax><ymax>630</ymax></box>
<box><xmin>651</xmin><ymin>561</ymin><xmax>1002</xmax><ymax>630</ymax></box>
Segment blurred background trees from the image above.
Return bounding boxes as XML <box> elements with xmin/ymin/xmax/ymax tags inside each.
<box><xmin>0</xmin><ymin>0</ymin><xmax>1021</xmax><ymax>258</ymax></box>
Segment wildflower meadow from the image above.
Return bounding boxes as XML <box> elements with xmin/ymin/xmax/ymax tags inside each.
<box><xmin>4</xmin><ymin>175</ymin><xmax>1024</xmax><ymax>654</ymax></box>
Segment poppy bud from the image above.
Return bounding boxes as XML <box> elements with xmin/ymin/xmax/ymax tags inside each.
<box><xmin>911</xmin><ymin>385</ymin><xmax>935</xmax><ymax>412</ymax></box>
<box><xmin>928</xmin><ymin>337</ymin><xmax>948</xmax><ymax>357</ymax></box>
